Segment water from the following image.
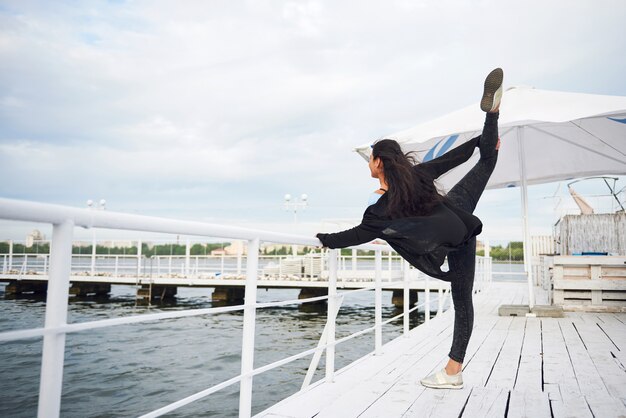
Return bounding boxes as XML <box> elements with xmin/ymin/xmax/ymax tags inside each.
<box><xmin>0</xmin><ymin>263</ymin><xmax>524</xmax><ymax>417</ymax></box>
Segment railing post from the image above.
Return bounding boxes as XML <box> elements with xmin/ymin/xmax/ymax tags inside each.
<box><xmin>438</xmin><ymin>288</ymin><xmax>443</xmax><ymax>315</ymax></box>
<box><xmin>37</xmin><ymin>220</ymin><xmax>73</xmax><ymax>418</ymax></box>
<box><xmin>387</xmin><ymin>251</ymin><xmax>392</xmax><ymax>282</ymax></box>
<box><xmin>8</xmin><ymin>240</ymin><xmax>13</xmax><ymax>272</ymax></box>
<box><xmin>351</xmin><ymin>248</ymin><xmax>357</xmax><ymax>271</ymax></box>
<box><xmin>185</xmin><ymin>239</ymin><xmax>190</xmax><ymax>276</ymax></box>
<box><xmin>403</xmin><ymin>260</ymin><xmax>410</xmax><ymax>337</ymax></box>
<box><xmin>374</xmin><ymin>250</ymin><xmax>382</xmax><ymax>355</ymax></box>
<box><xmin>91</xmin><ymin>231</ymin><xmax>96</xmax><ymax>276</ymax></box>
<box><xmin>239</xmin><ymin>238</ymin><xmax>260</xmax><ymax>418</ymax></box>
<box><xmin>425</xmin><ymin>274</ymin><xmax>430</xmax><ymax>323</ymax></box>
<box><xmin>326</xmin><ymin>249</ymin><xmax>338</xmax><ymax>382</ymax></box>
<box><xmin>137</xmin><ymin>239</ymin><xmax>142</xmax><ymax>279</ymax></box>
<box><xmin>115</xmin><ymin>255</ymin><xmax>119</xmax><ymax>277</ymax></box>
<box><xmin>220</xmin><ymin>253</ymin><xmax>225</xmax><ymax>276</ymax></box>
<box><xmin>237</xmin><ymin>241</ymin><xmax>243</xmax><ymax>276</ymax></box>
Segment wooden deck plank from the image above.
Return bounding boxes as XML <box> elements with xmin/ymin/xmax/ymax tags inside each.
<box><xmin>462</xmin><ymin>317</ymin><xmax>514</xmax><ymax>388</ymax></box>
<box><xmin>263</xmin><ymin>312</ymin><xmax>456</xmax><ymax>418</ymax></box>
<box><xmin>557</xmin><ymin>317</ymin><xmax>626</xmax><ymax>418</ymax></box>
<box><xmin>513</xmin><ymin>318</ymin><xmax>542</xmax><ymax>391</ymax></box>
<box><xmin>318</xmin><ymin>284</ymin><xmax>513</xmax><ymax>418</ymax></box>
<box><xmin>256</xmin><ymin>283</ymin><xmax>626</xmax><ymax>418</ymax></box>
<box><xmin>569</xmin><ymin>317</ymin><xmax>626</xmax><ymax>401</ymax></box>
<box><xmin>485</xmin><ymin>317</ymin><xmax>526</xmax><ymax>390</ymax></box>
<box><xmin>368</xmin><ymin>314</ymin><xmax>503</xmax><ymax>418</ymax></box>
<box><xmin>507</xmin><ymin>389</ymin><xmax>551</xmax><ymax>418</ymax></box>
<box><xmin>459</xmin><ymin>386</ymin><xmax>508</xmax><ymax>418</ymax></box>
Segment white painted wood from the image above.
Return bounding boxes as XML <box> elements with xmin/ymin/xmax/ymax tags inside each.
<box><xmin>568</xmin><ymin>318</ymin><xmax>626</xmax><ymax>401</ymax></box>
<box><xmin>554</xmin><ymin>279</ymin><xmax>626</xmax><ymax>290</ymax></box>
<box><xmin>485</xmin><ymin>317</ymin><xmax>526</xmax><ymax>389</ymax></box>
<box><xmin>461</xmin><ymin>386</ymin><xmax>508</xmax><ymax>418</ymax></box>
<box><xmin>514</xmin><ymin>318</ymin><xmax>542</xmax><ymax>391</ymax></box>
<box><xmin>553</xmin><ymin>256</ymin><xmax>626</xmax><ymax>266</ymax></box>
<box><xmin>256</xmin><ymin>283</ymin><xmax>626</xmax><ymax>418</ymax></box>
<box><xmin>507</xmin><ymin>389</ymin><xmax>551</xmax><ymax>418</ymax></box>
<box><xmin>555</xmin><ymin>316</ymin><xmax>626</xmax><ymax>418</ymax></box>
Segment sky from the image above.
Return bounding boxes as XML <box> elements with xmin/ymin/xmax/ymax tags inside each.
<box><xmin>1</xmin><ymin>0</ymin><xmax>625</xmax><ymax>246</ymax></box>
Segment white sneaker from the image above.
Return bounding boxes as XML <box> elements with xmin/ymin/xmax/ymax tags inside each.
<box><xmin>420</xmin><ymin>368</ymin><xmax>464</xmax><ymax>389</ymax></box>
<box><xmin>480</xmin><ymin>68</ymin><xmax>504</xmax><ymax>113</ymax></box>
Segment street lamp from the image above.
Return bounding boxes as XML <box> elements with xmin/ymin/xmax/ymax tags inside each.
<box><xmin>284</xmin><ymin>194</ymin><xmax>308</xmax><ymax>223</ymax></box>
<box><xmin>87</xmin><ymin>199</ymin><xmax>106</xmax><ymax>276</ymax></box>
<box><xmin>284</xmin><ymin>194</ymin><xmax>308</xmax><ymax>256</ymax></box>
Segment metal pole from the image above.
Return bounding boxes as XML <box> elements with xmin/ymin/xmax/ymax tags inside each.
<box><xmin>403</xmin><ymin>260</ymin><xmax>409</xmax><ymax>337</ymax></box>
<box><xmin>326</xmin><ymin>249</ymin><xmax>338</xmax><ymax>382</ymax></box>
<box><xmin>185</xmin><ymin>239</ymin><xmax>190</xmax><ymax>276</ymax></box>
<box><xmin>374</xmin><ymin>250</ymin><xmax>382</xmax><ymax>355</ymax></box>
<box><xmin>236</xmin><ymin>241</ymin><xmax>243</xmax><ymax>276</ymax></box>
<box><xmin>91</xmin><ymin>229</ymin><xmax>96</xmax><ymax>276</ymax></box>
<box><xmin>37</xmin><ymin>220</ymin><xmax>73</xmax><ymax>418</ymax></box>
<box><xmin>425</xmin><ymin>274</ymin><xmax>430</xmax><ymax>323</ymax></box>
<box><xmin>239</xmin><ymin>238</ymin><xmax>259</xmax><ymax>418</ymax></box>
<box><xmin>351</xmin><ymin>248</ymin><xmax>357</xmax><ymax>271</ymax></box>
<box><xmin>517</xmin><ymin>127</ymin><xmax>536</xmax><ymax>308</ymax></box>
<box><xmin>137</xmin><ymin>239</ymin><xmax>142</xmax><ymax>279</ymax></box>
<box><xmin>438</xmin><ymin>288</ymin><xmax>443</xmax><ymax>315</ymax></box>
<box><xmin>8</xmin><ymin>240</ymin><xmax>13</xmax><ymax>272</ymax></box>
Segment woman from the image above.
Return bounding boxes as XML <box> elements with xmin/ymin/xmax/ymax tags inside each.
<box><xmin>316</xmin><ymin>68</ymin><xmax>503</xmax><ymax>389</ymax></box>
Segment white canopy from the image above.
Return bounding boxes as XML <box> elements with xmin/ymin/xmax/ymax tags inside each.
<box><xmin>354</xmin><ymin>86</ymin><xmax>626</xmax><ymax>308</ymax></box>
<box><xmin>355</xmin><ymin>86</ymin><xmax>626</xmax><ymax>192</ymax></box>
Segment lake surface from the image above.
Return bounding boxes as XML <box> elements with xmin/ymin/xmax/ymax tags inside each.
<box><xmin>0</xmin><ymin>263</ymin><xmax>524</xmax><ymax>417</ymax></box>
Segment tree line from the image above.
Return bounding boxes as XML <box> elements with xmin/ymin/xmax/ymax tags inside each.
<box><xmin>0</xmin><ymin>241</ymin><xmax>524</xmax><ymax>261</ymax></box>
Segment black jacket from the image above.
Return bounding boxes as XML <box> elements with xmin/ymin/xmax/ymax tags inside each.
<box><xmin>316</xmin><ymin>135</ymin><xmax>483</xmax><ymax>281</ymax></box>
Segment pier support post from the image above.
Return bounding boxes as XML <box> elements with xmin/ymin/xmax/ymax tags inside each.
<box><xmin>392</xmin><ymin>289</ymin><xmax>417</xmax><ymax>308</ymax></box>
<box><xmin>69</xmin><ymin>283</ymin><xmax>111</xmax><ymax>297</ymax></box>
<box><xmin>212</xmin><ymin>286</ymin><xmax>245</xmax><ymax>304</ymax></box>
<box><xmin>38</xmin><ymin>220</ymin><xmax>73</xmax><ymax>418</ymax></box>
<box><xmin>136</xmin><ymin>284</ymin><xmax>177</xmax><ymax>303</ymax></box>
<box><xmin>298</xmin><ymin>287</ymin><xmax>327</xmax><ymax>304</ymax></box>
<box><xmin>5</xmin><ymin>280</ymin><xmax>48</xmax><ymax>296</ymax></box>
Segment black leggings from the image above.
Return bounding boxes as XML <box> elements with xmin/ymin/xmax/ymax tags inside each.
<box><xmin>444</xmin><ymin>112</ymin><xmax>499</xmax><ymax>363</ymax></box>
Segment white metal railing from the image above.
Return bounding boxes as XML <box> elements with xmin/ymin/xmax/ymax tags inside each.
<box><xmin>0</xmin><ymin>198</ymin><xmax>489</xmax><ymax>418</ymax></box>
<box><xmin>0</xmin><ymin>252</ymin><xmax>407</xmax><ymax>279</ymax></box>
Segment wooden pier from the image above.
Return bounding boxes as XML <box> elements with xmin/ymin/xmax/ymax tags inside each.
<box><xmin>258</xmin><ymin>282</ymin><xmax>626</xmax><ymax>418</ymax></box>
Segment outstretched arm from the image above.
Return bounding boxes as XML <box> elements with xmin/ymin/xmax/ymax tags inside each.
<box><xmin>316</xmin><ymin>221</ymin><xmax>380</xmax><ymax>249</ymax></box>
<box><xmin>417</xmin><ymin>135</ymin><xmax>480</xmax><ymax>179</ymax></box>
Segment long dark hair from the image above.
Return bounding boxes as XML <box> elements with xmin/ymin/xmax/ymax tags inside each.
<box><xmin>372</xmin><ymin>139</ymin><xmax>444</xmax><ymax>218</ymax></box>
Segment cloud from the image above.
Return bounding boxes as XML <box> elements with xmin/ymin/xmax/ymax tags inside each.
<box><xmin>1</xmin><ymin>0</ymin><xmax>625</xmax><ymax>241</ymax></box>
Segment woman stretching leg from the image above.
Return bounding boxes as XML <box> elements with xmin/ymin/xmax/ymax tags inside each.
<box><xmin>316</xmin><ymin>68</ymin><xmax>503</xmax><ymax>390</ymax></box>
<box><xmin>420</xmin><ymin>109</ymin><xmax>500</xmax><ymax>388</ymax></box>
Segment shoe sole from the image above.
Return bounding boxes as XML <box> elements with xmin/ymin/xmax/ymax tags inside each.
<box><xmin>420</xmin><ymin>381</ymin><xmax>464</xmax><ymax>390</ymax></box>
<box><xmin>480</xmin><ymin>68</ymin><xmax>503</xmax><ymax>112</ymax></box>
